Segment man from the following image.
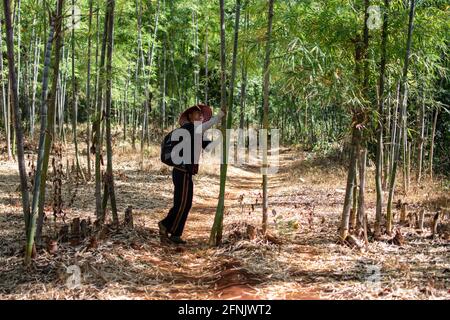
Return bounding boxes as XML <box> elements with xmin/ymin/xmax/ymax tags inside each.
<box><xmin>159</xmin><ymin>104</ymin><xmax>225</xmax><ymax>244</ymax></box>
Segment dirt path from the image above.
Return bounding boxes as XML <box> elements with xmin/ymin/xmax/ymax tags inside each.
<box><xmin>0</xmin><ymin>147</ymin><xmax>448</xmax><ymax>300</ymax></box>
<box><xmin>179</xmin><ymin>148</ymin><xmax>321</xmax><ymax>299</ymax></box>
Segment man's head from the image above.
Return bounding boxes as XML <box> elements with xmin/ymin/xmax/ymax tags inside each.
<box><xmin>179</xmin><ymin>104</ymin><xmax>212</xmax><ymax>126</ymax></box>
<box><xmin>187</xmin><ymin>107</ymin><xmax>203</xmax><ymax>123</ymax></box>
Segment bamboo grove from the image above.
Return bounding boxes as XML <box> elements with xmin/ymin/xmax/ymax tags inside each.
<box><xmin>0</xmin><ymin>0</ymin><xmax>448</xmax><ymax>263</ymax></box>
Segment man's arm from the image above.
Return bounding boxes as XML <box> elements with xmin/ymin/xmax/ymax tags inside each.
<box><xmin>192</xmin><ymin>110</ymin><xmax>225</xmax><ymax>150</ymax></box>
<box><xmin>201</xmin><ymin>110</ymin><xmax>225</xmax><ymax>131</ymax></box>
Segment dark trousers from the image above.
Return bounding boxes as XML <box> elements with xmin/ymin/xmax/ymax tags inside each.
<box><xmin>160</xmin><ymin>167</ymin><xmax>193</xmax><ymax>237</ymax></box>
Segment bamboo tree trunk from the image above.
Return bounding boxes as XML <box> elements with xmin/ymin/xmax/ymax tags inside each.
<box><xmin>95</xmin><ymin>1</ymin><xmax>109</xmax><ymax>220</ymax></box>
<box><xmin>71</xmin><ymin>0</ymin><xmax>85</xmax><ymax>182</ymax></box>
<box><xmin>375</xmin><ymin>0</ymin><xmax>389</xmax><ymax>237</ymax></box>
<box><xmin>402</xmin><ymin>107</ymin><xmax>409</xmax><ymax>194</ymax></box>
<box><xmin>204</xmin><ymin>26</ymin><xmax>208</xmax><ymax>104</ymax></box>
<box><xmin>386</xmin><ymin>83</ymin><xmax>403</xmax><ymax>235</ymax></box>
<box><xmin>228</xmin><ymin>0</ymin><xmax>241</xmax><ymax>121</ymax></box>
<box><xmin>57</xmin><ymin>53</ymin><xmax>62</xmax><ymax>136</ymax></box>
<box><xmin>356</xmin><ymin>0</ymin><xmax>370</xmax><ymax>236</ymax></box>
<box><xmin>23</xmin><ymin>33</ymin><xmax>31</xmax><ymax>134</ymax></box>
<box><xmin>15</xmin><ymin>0</ymin><xmax>21</xmax><ymax>111</ymax></box>
<box><xmin>86</xmin><ymin>0</ymin><xmax>93</xmax><ymax>181</ymax></box>
<box><xmin>389</xmin><ymin>82</ymin><xmax>400</xmax><ymax>179</ymax></box>
<box><xmin>168</xmin><ymin>41</ymin><xmax>182</xmax><ymax>109</ymax></box>
<box><xmin>36</xmin><ymin>0</ymin><xmax>64</xmax><ymax>243</ymax></box>
<box><xmin>303</xmin><ymin>102</ymin><xmax>307</xmax><ymax>142</ymax></box>
<box><xmin>27</xmin><ymin>16</ymin><xmax>36</xmax><ymax>135</ymax></box>
<box><xmin>238</xmin><ymin>54</ymin><xmax>247</xmax><ymax>155</ymax></box>
<box><xmin>124</xmin><ymin>66</ymin><xmax>130</xmax><ymax>142</ymax></box>
<box><xmin>261</xmin><ymin>0</ymin><xmax>274</xmax><ymax>235</ymax></box>
<box><xmin>136</xmin><ymin>0</ymin><xmax>146</xmax><ymax>168</ymax></box>
<box><xmin>30</xmin><ymin>34</ymin><xmax>41</xmax><ymax>139</ymax></box>
<box><xmin>93</xmin><ymin>0</ymin><xmax>99</xmax><ymax>149</ymax></box>
<box><xmin>11</xmin><ymin>85</ymin><xmax>16</xmax><ymax>158</ymax></box>
<box><xmin>417</xmin><ymin>89</ymin><xmax>425</xmax><ymax>183</ymax></box>
<box><xmin>3</xmin><ymin>0</ymin><xmax>31</xmax><ymax>246</ymax></box>
<box><xmin>350</xmin><ymin>169</ymin><xmax>358</xmax><ymax>230</ymax></box>
<box><xmin>357</xmin><ymin>148</ymin><xmax>367</xmax><ymax>233</ymax></box>
<box><xmin>0</xmin><ymin>18</ymin><xmax>12</xmax><ymax>159</ymax></box>
<box><xmin>26</xmin><ymin>21</ymin><xmax>54</xmax><ymax>259</ymax></box>
<box><xmin>132</xmin><ymin>108</ymin><xmax>136</xmax><ymax>149</ymax></box>
<box><xmin>192</xmin><ymin>9</ymin><xmax>199</xmax><ymax>103</ymax></box>
<box><xmin>147</xmin><ymin>0</ymin><xmax>160</xmax><ymax>82</ymax></box>
<box><xmin>341</xmin><ymin>1</ymin><xmax>369</xmax><ymax>240</ymax></box>
<box><xmin>159</xmin><ymin>44</ymin><xmax>166</xmax><ymax>131</ymax></box>
<box><xmin>407</xmin><ymin>140</ymin><xmax>411</xmax><ymax>187</ymax></box>
<box><xmin>340</xmin><ymin>125</ymin><xmax>360</xmax><ymax>240</ymax></box>
<box><xmin>101</xmin><ymin>98</ymin><xmax>106</xmax><ymax>149</ymax></box>
<box><xmin>162</xmin><ymin>37</ymin><xmax>166</xmax><ymax>129</ymax></box>
<box><xmin>132</xmin><ymin>51</ymin><xmax>139</xmax><ymax>148</ymax></box>
<box><xmin>386</xmin><ymin>0</ymin><xmax>415</xmax><ymax>235</ymax></box>
<box><xmin>209</xmin><ymin>0</ymin><xmax>230</xmax><ymax>246</ymax></box>
<box><xmin>239</xmin><ymin>8</ymin><xmax>248</xmax><ymax>131</ymax></box>
<box><xmin>58</xmin><ymin>44</ymin><xmax>67</xmax><ymax>139</ymax></box>
<box><xmin>429</xmin><ymin>107</ymin><xmax>438</xmax><ymax>180</ymax></box>
<box><xmin>142</xmin><ymin>0</ymin><xmax>159</xmax><ymax>138</ymax></box>
<box><xmin>383</xmin><ymin>78</ymin><xmax>391</xmax><ymax>190</ymax></box>
<box><xmin>239</xmin><ymin>61</ymin><xmax>247</xmax><ymax>130</ymax></box>
<box><xmin>103</xmin><ymin>0</ymin><xmax>118</xmax><ymax>225</ymax></box>
<box><xmin>60</xmin><ymin>70</ymin><xmax>66</xmax><ymax>141</ymax></box>
<box><xmin>362</xmin><ymin>0</ymin><xmax>369</xmax><ymax>91</ymax></box>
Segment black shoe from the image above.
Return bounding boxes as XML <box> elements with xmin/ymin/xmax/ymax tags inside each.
<box><xmin>158</xmin><ymin>222</ymin><xmax>170</xmax><ymax>243</ymax></box>
<box><xmin>169</xmin><ymin>236</ymin><xmax>187</xmax><ymax>245</ymax></box>
<box><xmin>158</xmin><ymin>221</ymin><xmax>168</xmax><ymax>236</ymax></box>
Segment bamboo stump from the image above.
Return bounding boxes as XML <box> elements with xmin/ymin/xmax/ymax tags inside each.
<box><xmin>431</xmin><ymin>211</ymin><xmax>440</xmax><ymax>238</ymax></box>
<box><xmin>408</xmin><ymin>210</ymin><xmax>417</xmax><ymax>228</ymax></box>
<box><xmin>400</xmin><ymin>202</ymin><xmax>407</xmax><ymax>224</ymax></box>
<box><xmin>124</xmin><ymin>206</ymin><xmax>133</xmax><ymax>229</ymax></box>
<box><xmin>417</xmin><ymin>209</ymin><xmax>425</xmax><ymax>232</ymax></box>
<box><xmin>80</xmin><ymin>219</ymin><xmax>90</xmax><ymax>239</ymax></box>
<box><xmin>246</xmin><ymin>224</ymin><xmax>256</xmax><ymax>240</ymax></box>
<box><xmin>46</xmin><ymin>239</ymin><xmax>58</xmax><ymax>255</ymax></box>
<box><xmin>70</xmin><ymin>218</ymin><xmax>81</xmax><ymax>246</ymax></box>
<box><xmin>59</xmin><ymin>225</ymin><xmax>69</xmax><ymax>242</ymax></box>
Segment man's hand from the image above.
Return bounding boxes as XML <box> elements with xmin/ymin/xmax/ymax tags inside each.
<box><xmin>201</xmin><ymin>109</ymin><xmax>226</xmax><ymax>131</ymax></box>
<box><xmin>217</xmin><ymin>109</ymin><xmax>226</xmax><ymax>119</ymax></box>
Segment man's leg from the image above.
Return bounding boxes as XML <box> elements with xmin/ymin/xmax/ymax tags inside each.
<box><xmin>170</xmin><ymin>174</ymin><xmax>193</xmax><ymax>238</ymax></box>
<box><xmin>160</xmin><ymin>168</ymin><xmax>189</xmax><ymax>235</ymax></box>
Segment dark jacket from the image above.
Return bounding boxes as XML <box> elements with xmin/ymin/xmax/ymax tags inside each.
<box><xmin>176</xmin><ymin>122</ymin><xmax>212</xmax><ymax>175</ymax></box>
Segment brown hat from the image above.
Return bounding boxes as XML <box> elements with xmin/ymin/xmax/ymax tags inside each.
<box><xmin>178</xmin><ymin>104</ymin><xmax>212</xmax><ymax>126</ymax></box>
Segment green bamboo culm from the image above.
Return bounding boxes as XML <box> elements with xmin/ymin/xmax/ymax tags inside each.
<box><xmin>261</xmin><ymin>0</ymin><xmax>275</xmax><ymax>234</ymax></box>
<box><xmin>209</xmin><ymin>0</ymin><xmax>241</xmax><ymax>246</ymax></box>
<box><xmin>386</xmin><ymin>0</ymin><xmax>415</xmax><ymax>235</ymax></box>
<box><xmin>35</xmin><ymin>0</ymin><xmax>65</xmax><ymax>246</ymax></box>
<box><xmin>25</xmin><ymin>19</ymin><xmax>55</xmax><ymax>265</ymax></box>
<box><xmin>209</xmin><ymin>0</ymin><xmax>229</xmax><ymax>247</ymax></box>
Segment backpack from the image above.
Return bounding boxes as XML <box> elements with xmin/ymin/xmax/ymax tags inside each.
<box><xmin>160</xmin><ymin>130</ymin><xmax>178</xmax><ymax>166</ymax></box>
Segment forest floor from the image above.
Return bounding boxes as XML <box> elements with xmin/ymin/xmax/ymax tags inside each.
<box><xmin>0</xmin><ymin>136</ymin><xmax>449</xmax><ymax>300</ymax></box>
